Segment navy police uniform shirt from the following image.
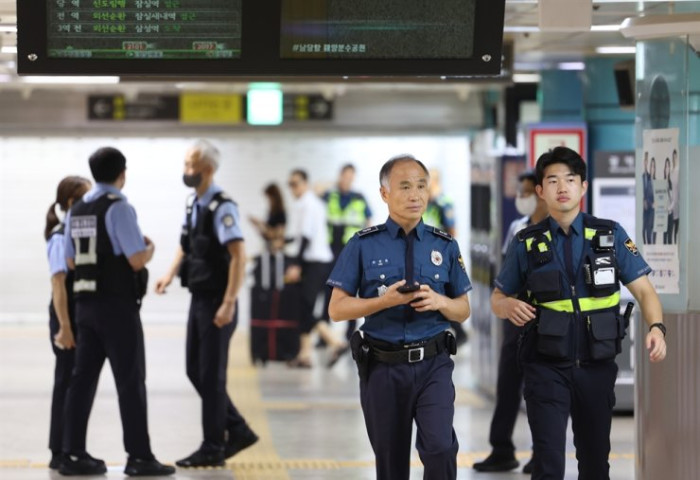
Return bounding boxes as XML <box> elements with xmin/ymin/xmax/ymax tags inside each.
<box><xmin>496</xmin><ymin>212</ymin><xmax>652</xmax><ymax>296</ymax></box>
<box><xmin>327</xmin><ymin>217</ymin><xmax>472</xmax><ymax>344</ymax></box>
<box><xmin>185</xmin><ymin>184</ymin><xmax>244</xmax><ymax>246</ymax></box>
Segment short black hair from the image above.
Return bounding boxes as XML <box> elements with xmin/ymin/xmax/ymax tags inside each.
<box><xmin>290</xmin><ymin>169</ymin><xmax>308</xmax><ymax>182</ymax></box>
<box><xmin>340</xmin><ymin>163</ymin><xmax>356</xmax><ymax>173</ymax></box>
<box><xmin>518</xmin><ymin>169</ymin><xmax>537</xmax><ymax>185</ymax></box>
<box><xmin>89</xmin><ymin>147</ymin><xmax>126</xmax><ymax>183</ymax></box>
<box><xmin>379</xmin><ymin>154</ymin><xmax>429</xmax><ymax>188</ymax></box>
<box><xmin>534</xmin><ymin>146</ymin><xmax>586</xmax><ymax>185</ymax></box>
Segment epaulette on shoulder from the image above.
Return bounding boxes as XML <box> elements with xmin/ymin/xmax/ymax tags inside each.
<box><xmin>106</xmin><ymin>193</ymin><xmax>121</xmax><ymax>200</ymax></box>
<box><xmin>517</xmin><ymin>222</ymin><xmax>548</xmax><ymax>242</ymax></box>
<box><xmin>209</xmin><ymin>191</ymin><xmax>237</xmax><ymax>211</ymax></box>
<box><xmin>358</xmin><ymin>224</ymin><xmax>386</xmax><ymax>237</ymax></box>
<box><xmin>429</xmin><ymin>227</ymin><xmax>453</xmax><ymax>241</ymax></box>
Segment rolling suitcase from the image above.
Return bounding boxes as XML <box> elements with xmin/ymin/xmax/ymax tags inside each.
<box><xmin>250</xmin><ymin>251</ymin><xmax>300</xmax><ymax>364</ymax></box>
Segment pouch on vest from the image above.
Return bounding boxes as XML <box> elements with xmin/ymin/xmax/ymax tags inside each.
<box><xmin>528</xmin><ymin>270</ymin><xmax>563</xmax><ymax>303</ymax></box>
<box><xmin>587</xmin><ymin>311</ymin><xmax>620</xmax><ymax>360</ymax></box>
<box><xmin>585</xmin><ymin>252</ymin><xmax>618</xmax><ymax>297</ymax></box>
<box><xmin>536</xmin><ymin>309</ymin><xmax>573</xmax><ymax>360</ymax></box>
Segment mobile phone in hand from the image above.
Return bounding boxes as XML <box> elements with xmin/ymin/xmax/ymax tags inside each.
<box><xmin>397</xmin><ymin>283</ymin><xmax>420</xmax><ymax>294</ymax></box>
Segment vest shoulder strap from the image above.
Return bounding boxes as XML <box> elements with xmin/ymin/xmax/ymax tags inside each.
<box><xmin>517</xmin><ymin>219</ymin><xmax>549</xmax><ymax>242</ymax></box>
<box><xmin>583</xmin><ymin>213</ymin><xmax>615</xmax><ymax>230</ymax></box>
<box><xmin>208</xmin><ymin>191</ymin><xmax>236</xmax><ymax>213</ymax></box>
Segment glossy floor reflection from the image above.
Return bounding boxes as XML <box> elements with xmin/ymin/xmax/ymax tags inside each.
<box><xmin>0</xmin><ymin>324</ymin><xmax>635</xmax><ymax>479</ymax></box>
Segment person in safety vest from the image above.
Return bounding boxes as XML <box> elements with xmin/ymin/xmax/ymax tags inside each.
<box><xmin>321</xmin><ymin>164</ymin><xmax>373</xmax><ymax>359</ymax></box>
<box><xmin>491</xmin><ymin>146</ymin><xmax>667</xmax><ymax>480</ymax></box>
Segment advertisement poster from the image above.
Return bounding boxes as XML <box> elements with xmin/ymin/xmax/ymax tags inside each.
<box><xmin>641</xmin><ymin>128</ymin><xmax>680</xmax><ymax>294</ymax></box>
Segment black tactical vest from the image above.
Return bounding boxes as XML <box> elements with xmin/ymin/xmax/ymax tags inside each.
<box><xmin>70</xmin><ymin>194</ymin><xmax>136</xmax><ymax>300</ymax></box>
<box><xmin>179</xmin><ymin>192</ymin><xmax>234</xmax><ymax>294</ymax></box>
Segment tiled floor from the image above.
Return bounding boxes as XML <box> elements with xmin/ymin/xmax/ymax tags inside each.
<box><xmin>0</xmin><ymin>324</ymin><xmax>635</xmax><ymax>479</ymax></box>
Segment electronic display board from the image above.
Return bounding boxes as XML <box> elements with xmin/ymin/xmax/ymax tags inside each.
<box><xmin>18</xmin><ymin>0</ymin><xmax>506</xmax><ymax>77</ymax></box>
<box><xmin>47</xmin><ymin>0</ymin><xmax>241</xmax><ymax>60</ymax></box>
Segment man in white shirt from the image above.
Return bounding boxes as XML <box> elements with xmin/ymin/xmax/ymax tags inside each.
<box><xmin>286</xmin><ymin>169</ymin><xmax>347</xmax><ymax>367</ymax></box>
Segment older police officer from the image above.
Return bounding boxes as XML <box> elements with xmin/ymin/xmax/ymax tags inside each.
<box><xmin>61</xmin><ymin>147</ymin><xmax>174</xmax><ymax>476</ymax></box>
<box><xmin>492</xmin><ymin>147</ymin><xmax>667</xmax><ymax>479</ymax></box>
<box><xmin>327</xmin><ymin>155</ymin><xmax>472</xmax><ymax>480</ymax></box>
<box><xmin>155</xmin><ymin>140</ymin><xmax>257</xmax><ymax>467</ymax></box>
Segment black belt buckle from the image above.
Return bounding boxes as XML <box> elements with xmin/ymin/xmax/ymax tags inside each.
<box><xmin>408</xmin><ymin>347</ymin><xmax>425</xmax><ymax>363</ymax></box>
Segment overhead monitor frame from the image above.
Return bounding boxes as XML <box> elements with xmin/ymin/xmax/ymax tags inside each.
<box><xmin>18</xmin><ymin>0</ymin><xmax>506</xmax><ymax>78</ymax></box>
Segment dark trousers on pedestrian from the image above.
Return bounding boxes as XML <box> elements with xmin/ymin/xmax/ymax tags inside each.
<box><xmin>523</xmin><ymin>360</ymin><xmax>618</xmax><ymax>480</ymax></box>
<box><xmin>62</xmin><ymin>296</ymin><xmax>153</xmax><ymax>458</ymax></box>
<box><xmin>48</xmin><ymin>306</ymin><xmax>75</xmax><ymax>454</ymax></box>
<box><xmin>187</xmin><ymin>292</ymin><xmax>247</xmax><ymax>451</ymax></box>
<box><xmin>299</xmin><ymin>261</ymin><xmax>331</xmax><ymax>334</ymax></box>
<box><xmin>488</xmin><ymin>319</ymin><xmax>525</xmax><ymax>456</ymax></box>
<box><xmin>360</xmin><ymin>352</ymin><xmax>458</xmax><ymax>480</ymax></box>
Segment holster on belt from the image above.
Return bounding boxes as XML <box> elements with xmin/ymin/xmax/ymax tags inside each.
<box><xmin>350</xmin><ymin>330</ymin><xmax>370</xmax><ymax>382</ymax></box>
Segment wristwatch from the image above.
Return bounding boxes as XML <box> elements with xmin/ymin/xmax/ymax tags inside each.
<box><xmin>649</xmin><ymin>323</ymin><xmax>666</xmax><ymax>337</ymax></box>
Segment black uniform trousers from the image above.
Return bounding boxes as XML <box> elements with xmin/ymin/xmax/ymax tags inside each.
<box><xmin>62</xmin><ymin>295</ymin><xmax>152</xmax><ymax>458</ymax></box>
<box><xmin>523</xmin><ymin>359</ymin><xmax>618</xmax><ymax>480</ymax></box>
<box><xmin>360</xmin><ymin>351</ymin><xmax>458</xmax><ymax>480</ymax></box>
<box><xmin>488</xmin><ymin>319</ymin><xmax>525</xmax><ymax>456</ymax></box>
<box><xmin>299</xmin><ymin>261</ymin><xmax>331</xmax><ymax>334</ymax></box>
<box><xmin>186</xmin><ymin>291</ymin><xmax>247</xmax><ymax>451</ymax></box>
<box><xmin>48</xmin><ymin>305</ymin><xmax>76</xmax><ymax>454</ymax></box>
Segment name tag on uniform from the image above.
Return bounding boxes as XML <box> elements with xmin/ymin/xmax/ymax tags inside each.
<box><xmin>70</xmin><ymin>215</ymin><xmax>97</xmax><ymax>238</ymax></box>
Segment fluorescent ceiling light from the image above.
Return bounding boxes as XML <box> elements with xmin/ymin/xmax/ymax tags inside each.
<box><xmin>20</xmin><ymin>76</ymin><xmax>120</xmax><ymax>84</ymax></box>
<box><xmin>1</xmin><ymin>46</ymin><xmax>17</xmax><ymax>54</ymax></box>
<box><xmin>513</xmin><ymin>73</ymin><xmax>541</xmax><ymax>83</ymax></box>
<box><xmin>504</xmin><ymin>24</ymin><xmax>621</xmax><ymax>33</ymax></box>
<box><xmin>596</xmin><ymin>46</ymin><xmax>636</xmax><ymax>54</ymax></box>
<box><xmin>0</xmin><ymin>26</ymin><xmax>17</xmax><ymax>33</ymax></box>
<box><xmin>591</xmin><ymin>24</ymin><xmax>622</xmax><ymax>32</ymax></box>
<box><xmin>558</xmin><ymin>62</ymin><xmax>585</xmax><ymax>70</ymax></box>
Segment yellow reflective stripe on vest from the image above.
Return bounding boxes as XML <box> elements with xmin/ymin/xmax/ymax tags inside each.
<box><xmin>579</xmin><ymin>292</ymin><xmax>620</xmax><ymax>311</ymax></box>
<box><xmin>584</xmin><ymin>228</ymin><xmax>597</xmax><ymax>240</ymax></box>
<box><xmin>534</xmin><ymin>292</ymin><xmax>620</xmax><ymax>313</ymax></box>
<box><xmin>327</xmin><ymin>193</ymin><xmax>368</xmax><ymax>245</ymax></box>
<box><xmin>525</xmin><ymin>230</ymin><xmax>552</xmax><ymax>252</ymax></box>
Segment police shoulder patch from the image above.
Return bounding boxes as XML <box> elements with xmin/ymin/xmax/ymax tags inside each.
<box><xmin>358</xmin><ymin>224</ymin><xmax>386</xmax><ymax>237</ymax></box>
<box><xmin>458</xmin><ymin>255</ymin><xmax>466</xmax><ymax>273</ymax></box>
<box><xmin>624</xmin><ymin>238</ymin><xmax>639</xmax><ymax>256</ymax></box>
<box><xmin>222</xmin><ymin>213</ymin><xmax>235</xmax><ymax>228</ymax></box>
<box><xmin>430</xmin><ymin>227</ymin><xmax>453</xmax><ymax>241</ymax></box>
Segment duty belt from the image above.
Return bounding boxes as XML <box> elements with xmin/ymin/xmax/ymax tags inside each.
<box><xmin>367</xmin><ymin>332</ymin><xmax>449</xmax><ymax>364</ymax></box>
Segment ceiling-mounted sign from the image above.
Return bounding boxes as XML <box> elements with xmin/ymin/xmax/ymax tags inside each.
<box><xmin>88</xmin><ymin>94</ymin><xmax>179</xmax><ymax>120</ymax></box>
<box><xmin>18</xmin><ymin>0</ymin><xmax>506</xmax><ymax>77</ymax></box>
<box><xmin>179</xmin><ymin>93</ymin><xmax>244</xmax><ymax>124</ymax></box>
<box><xmin>284</xmin><ymin>95</ymin><xmax>333</xmax><ymax>121</ymax></box>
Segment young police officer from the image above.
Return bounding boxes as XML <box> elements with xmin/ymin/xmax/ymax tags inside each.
<box><xmin>327</xmin><ymin>155</ymin><xmax>472</xmax><ymax>480</ymax></box>
<box><xmin>155</xmin><ymin>140</ymin><xmax>258</xmax><ymax>467</ymax></box>
<box><xmin>491</xmin><ymin>147</ymin><xmax>667</xmax><ymax>479</ymax></box>
<box><xmin>61</xmin><ymin>147</ymin><xmax>174</xmax><ymax>476</ymax></box>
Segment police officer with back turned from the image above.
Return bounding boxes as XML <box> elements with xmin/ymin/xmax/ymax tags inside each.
<box><xmin>491</xmin><ymin>146</ymin><xmax>667</xmax><ymax>479</ymax></box>
<box><xmin>327</xmin><ymin>154</ymin><xmax>472</xmax><ymax>480</ymax></box>
<box><xmin>60</xmin><ymin>147</ymin><xmax>174</xmax><ymax>477</ymax></box>
<box><xmin>155</xmin><ymin>140</ymin><xmax>258</xmax><ymax>467</ymax></box>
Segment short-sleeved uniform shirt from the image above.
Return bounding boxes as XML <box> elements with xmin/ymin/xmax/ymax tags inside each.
<box><xmin>185</xmin><ymin>184</ymin><xmax>244</xmax><ymax>245</ymax></box>
<box><xmin>64</xmin><ymin>183</ymin><xmax>146</xmax><ymax>260</ymax></box>
<box><xmin>47</xmin><ymin>229</ymin><xmax>68</xmax><ymax>276</ymax></box>
<box><xmin>327</xmin><ymin>217</ymin><xmax>472</xmax><ymax>344</ymax></box>
<box><xmin>496</xmin><ymin>212</ymin><xmax>652</xmax><ymax>296</ymax></box>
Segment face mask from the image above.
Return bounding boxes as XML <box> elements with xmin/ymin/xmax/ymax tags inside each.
<box><xmin>515</xmin><ymin>194</ymin><xmax>537</xmax><ymax>217</ymax></box>
<box><xmin>183</xmin><ymin>172</ymin><xmax>203</xmax><ymax>188</ymax></box>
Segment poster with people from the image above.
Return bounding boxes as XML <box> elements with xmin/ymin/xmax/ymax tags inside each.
<box><xmin>641</xmin><ymin>128</ymin><xmax>680</xmax><ymax>294</ymax></box>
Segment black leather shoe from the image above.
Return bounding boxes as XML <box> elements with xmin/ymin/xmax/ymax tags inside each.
<box><xmin>473</xmin><ymin>452</ymin><xmax>519</xmax><ymax>472</ymax></box>
<box><xmin>224</xmin><ymin>428</ymin><xmax>259</xmax><ymax>459</ymax></box>
<box><xmin>124</xmin><ymin>457</ymin><xmax>175</xmax><ymax>476</ymax></box>
<box><xmin>175</xmin><ymin>449</ymin><xmax>225</xmax><ymax>468</ymax></box>
<box><xmin>522</xmin><ymin>457</ymin><xmax>533</xmax><ymax>474</ymax></box>
<box><xmin>49</xmin><ymin>453</ymin><xmax>63</xmax><ymax>470</ymax></box>
<box><xmin>58</xmin><ymin>452</ymin><xmax>107</xmax><ymax>476</ymax></box>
